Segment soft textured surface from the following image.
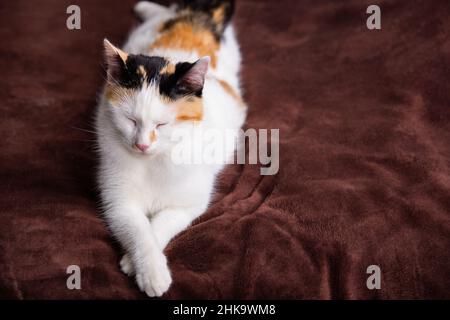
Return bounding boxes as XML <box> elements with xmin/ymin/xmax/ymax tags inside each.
<box><xmin>1</xmin><ymin>0</ymin><xmax>449</xmax><ymax>299</ymax></box>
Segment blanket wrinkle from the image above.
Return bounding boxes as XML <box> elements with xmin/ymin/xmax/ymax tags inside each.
<box><xmin>231</xmin><ymin>175</ymin><xmax>277</xmax><ymax>214</ymax></box>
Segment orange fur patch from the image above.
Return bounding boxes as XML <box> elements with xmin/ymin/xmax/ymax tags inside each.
<box><xmin>150</xmin><ymin>22</ymin><xmax>219</xmax><ymax>68</ymax></box>
<box><xmin>149</xmin><ymin>130</ymin><xmax>157</xmax><ymax>143</ymax></box>
<box><xmin>137</xmin><ymin>65</ymin><xmax>146</xmax><ymax>77</ymax></box>
<box><xmin>159</xmin><ymin>63</ymin><xmax>176</xmax><ymax>75</ymax></box>
<box><xmin>116</xmin><ymin>49</ymin><xmax>129</xmax><ymax>64</ymax></box>
<box><xmin>175</xmin><ymin>97</ymin><xmax>203</xmax><ymax>121</ymax></box>
<box><xmin>104</xmin><ymin>40</ymin><xmax>129</xmax><ymax>64</ymax></box>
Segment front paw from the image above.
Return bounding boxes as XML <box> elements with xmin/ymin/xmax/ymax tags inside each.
<box><xmin>135</xmin><ymin>253</ymin><xmax>172</xmax><ymax>297</ymax></box>
<box><xmin>120</xmin><ymin>254</ymin><xmax>135</xmax><ymax>276</ymax></box>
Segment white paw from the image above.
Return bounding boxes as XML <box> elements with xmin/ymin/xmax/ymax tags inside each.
<box><xmin>120</xmin><ymin>254</ymin><xmax>135</xmax><ymax>276</ymax></box>
<box><xmin>135</xmin><ymin>253</ymin><xmax>172</xmax><ymax>297</ymax></box>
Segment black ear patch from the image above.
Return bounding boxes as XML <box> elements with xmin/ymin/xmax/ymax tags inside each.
<box><xmin>159</xmin><ymin>57</ymin><xmax>210</xmax><ymax>99</ymax></box>
<box><xmin>103</xmin><ymin>39</ymin><xmax>130</xmax><ymax>85</ymax></box>
<box><xmin>103</xmin><ymin>39</ymin><xmax>169</xmax><ymax>89</ymax></box>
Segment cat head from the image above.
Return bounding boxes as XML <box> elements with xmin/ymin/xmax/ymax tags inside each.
<box><xmin>102</xmin><ymin>39</ymin><xmax>209</xmax><ymax>155</ymax></box>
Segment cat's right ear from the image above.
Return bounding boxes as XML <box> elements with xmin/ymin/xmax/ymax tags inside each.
<box><xmin>103</xmin><ymin>39</ymin><xmax>129</xmax><ymax>82</ymax></box>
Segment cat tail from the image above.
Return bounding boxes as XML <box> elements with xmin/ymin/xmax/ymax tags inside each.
<box><xmin>181</xmin><ymin>0</ymin><xmax>235</xmax><ymax>37</ymax></box>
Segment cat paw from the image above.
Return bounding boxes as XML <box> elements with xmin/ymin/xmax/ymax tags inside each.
<box><xmin>120</xmin><ymin>254</ymin><xmax>135</xmax><ymax>276</ymax></box>
<box><xmin>135</xmin><ymin>253</ymin><xmax>172</xmax><ymax>297</ymax></box>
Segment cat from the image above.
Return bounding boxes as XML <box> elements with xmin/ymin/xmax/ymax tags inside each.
<box><xmin>95</xmin><ymin>0</ymin><xmax>246</xmax><ymax>297</ymax></box>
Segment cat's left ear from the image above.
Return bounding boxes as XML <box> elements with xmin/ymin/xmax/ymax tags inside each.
<box><xmin>103</xmin><ymin>39</ymin><xmax>129</xmax><ymax>80</ymax></box>
<box><xmin>177</xmin><ymin>56</ymin><xmax>210</xmax><ymax>95</ymax></box>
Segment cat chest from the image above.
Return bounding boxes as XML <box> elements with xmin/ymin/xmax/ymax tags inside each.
<box><xmin>134</xmin><ymin>170</ymin><xmax>199</xmax><ymax>213</ymax></box>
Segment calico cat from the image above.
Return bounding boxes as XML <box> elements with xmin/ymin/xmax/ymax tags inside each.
<box><xmin>96</xmin><ymin>0</ymin><xmax>246</xmax><ymax>297</ymax></box>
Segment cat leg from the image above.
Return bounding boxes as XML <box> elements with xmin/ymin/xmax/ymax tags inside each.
<box><xmin>134</xmin><ymin>1</ymin><xmax>172</xmax><ymax>21</ymax></box>
<box><xmin>106</xmin><ymin>204</ymin><xmax>172</xmax><ymax>297</ymax></box>
<box><xmin>120</xmin><ymin>253</ymin><xmax>134</xmax><ymax>276</ymax></box>
<box><xmin>151</xmin><ymin>206</ymin><xmax>207</xmax><ymax>250</ymax></box>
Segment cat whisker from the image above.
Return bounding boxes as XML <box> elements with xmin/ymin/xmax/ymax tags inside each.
<box><xmin>71</xmin><ymin>126</ymin><xmax>97</xmax><ymax>134</ymax></box>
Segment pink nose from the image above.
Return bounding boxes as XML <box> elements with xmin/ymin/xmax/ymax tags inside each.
<box><xmin>135</xmin><ymin>143</ymin><xmax>149</xmax><ymax>152</ymax></box>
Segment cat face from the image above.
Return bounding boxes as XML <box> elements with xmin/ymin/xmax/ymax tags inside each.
<box><xmin>103</xmin><ymin>39</ymin><xmax>209</xmax><ymax>156</ymax></box>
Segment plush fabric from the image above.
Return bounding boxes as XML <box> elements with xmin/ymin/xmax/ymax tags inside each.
<box><xmin>0</xmin><ymin>0</ymin><xmax>449</xmax><ymax>299</ymax></box>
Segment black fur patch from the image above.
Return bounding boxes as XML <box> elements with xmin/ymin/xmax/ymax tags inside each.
<box><xmin>159</xmin><ymin>62</ymin><xmax>203</xmax><ymax>99</ymax></box>
<box><xmin>161</xmin><ymin>0</ymin><xmax>235</xmax><ymax>40</ymax></box>
<box><xmin>111</xmin><ymin>55</ymin><xmax>167</xmax><ymax>89</ymax></box>
<box><xmin>109</xmin><ymin>55</ymin><xmax>201</xmax><ymax>100</ymax></box>
<box><xmin>182</xmin><ymin>0</ymin><xmax>235</xmax><ymax>23</ymax></box>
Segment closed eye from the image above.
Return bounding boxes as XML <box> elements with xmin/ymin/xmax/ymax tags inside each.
<box><xmin>128</xmin><ymin>118</ymin><xmax>137</xmax><ymax>126</ymax></box>
<box><xmin>156</xmin><ymin>123</ymin><xmax>168</xmax><ymax>129</ymax></box>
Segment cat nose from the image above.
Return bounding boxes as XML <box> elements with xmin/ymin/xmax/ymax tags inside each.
<box><xmin>135</xmin><ymin>143</ymin><xmax>149</xmax><ymax>152</ymax></box>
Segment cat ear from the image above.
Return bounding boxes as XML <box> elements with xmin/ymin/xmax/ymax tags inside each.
<box><xmin>177</xmin><ymin>56</ymin><xmax>210</xmax><ymax>95</ymax></box>
<box><xmin>103</xmin><ymin>39</ymin><xmax>129</xmax><ymax>80</ymax></box>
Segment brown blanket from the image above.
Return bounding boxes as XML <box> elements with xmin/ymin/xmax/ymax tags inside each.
<box><xmin>0</xmin><ymin>0</ymin><xmax>449</xmax><ymax>299</ymax></box>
